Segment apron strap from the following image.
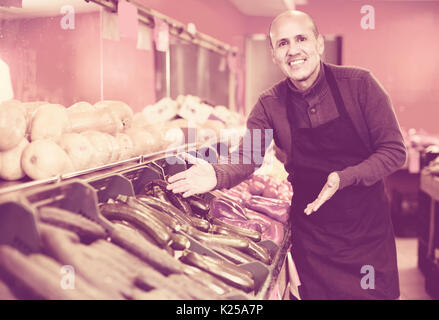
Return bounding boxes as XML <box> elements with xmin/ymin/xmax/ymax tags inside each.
<box><xmin>323</xmin><ymin>64</ymin><xmax>349</xmax><ymax>118</ymax></box>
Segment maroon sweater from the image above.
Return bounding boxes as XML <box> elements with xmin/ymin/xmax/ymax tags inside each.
<box><xmin>212</xmin><ymin>62</ymin><xmax>407</xmax><ymax>190</ymax></box>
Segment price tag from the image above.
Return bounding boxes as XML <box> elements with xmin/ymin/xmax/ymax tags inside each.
<box><xmin>118</xmin><ymin>0</ymin><xmax>138</xmax><ymax>40</ymax></box>
<box><xmin>153</xmin><ymin>17</ymin><xmax>169</xmax><ymax>52</ymax></box>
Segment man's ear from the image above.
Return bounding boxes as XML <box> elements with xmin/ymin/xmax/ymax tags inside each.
<box><xmin>270</xmin><ymin>48</ymin><xmax>276</xmax><ymax>64</ymax></box>
<box><xmin>317</xmin><ymin>34</ymin><xmax>325</xmax><ymax>56</ymax></box>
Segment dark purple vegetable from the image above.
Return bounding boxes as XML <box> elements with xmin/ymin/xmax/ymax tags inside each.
<box><xmin>144</xmin><ymin>179</ymin><xmax>194</xmax><ymax>216</ymax></box>
<box><xmin>136</xmin><ymin>195</ymin><xmax>193</xmax><ymax>226</ymax></box>
<box><xmin>186</xmin><ymin>195</ymin><xmax>210</xmax><ymax>218</ymax></box>
<box><xmin>243</xmin><ymin>208</ymin><xmax>273</xmax><ymax>232</ymax></box>
<box><xmin>261</xmin><ymin>220</ymin><xmax>285</xmax><ymax>246</ymax></box>
<box><xmin>144</xmin><ymin>180</ymin><xmax>171</xmax><ymax>203</ymax></box>
<box><xmin>245</xmin><ymin>196</ymin><xmax>290</xmax><ymax>224</ymax></box>
<box><xmin>247</xmin><ymin>180</ymin><xmax>266</xmax><ymax>196</ymax></box>
<box><xmin>225</xmin><ymin>189</ymin><xmax>252</xmax><ymax>204</ymax></box>
<box><xmin>210</xmin><ymin>217</ymin><xmax>262</xmax><ymax>242</ymax></box>
<box><xmin>209</xmin><ymin>198</ymin><xmax>248</xmax><ymax>221</ymax></box>
<box><xmin>215</xmin><ymin>217</ymin><xmax>263</xmax><ymax>234</ymax></box>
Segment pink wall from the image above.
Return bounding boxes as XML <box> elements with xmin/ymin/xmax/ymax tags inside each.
<box><xmin>137</xmin><ymin>0</ymin><xmax>247</xmax><ymax>50</ymax></box>
<box><xmin>0</xmin><ymin>11</ymin><xmax>155</xmax><ymax>112</ymax></box>
<box><xmin>2</xmin><ymin>0</ymin><xmax>438</xmax><ymax>132</ymax></box>
<box><xmin>0</xmin><ymin>13</ymin><xmax>101</xmax><ymax>105</ymax></box>
<box><xmin>298</xmin><ymin>0</ymin><xmax>439</xmax><ymax>134</ymax></box>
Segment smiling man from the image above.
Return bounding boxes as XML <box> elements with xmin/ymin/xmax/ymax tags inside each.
<box><xmin>167</xmin><ymin>10</ymin><xmax>406</xmax><ymax>300</ymax></box>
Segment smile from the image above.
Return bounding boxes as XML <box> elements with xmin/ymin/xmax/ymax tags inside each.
<box><xmin>288</xmin><ymin>59</ymin><xmax>306</xmax><ymax>66</ymax></box>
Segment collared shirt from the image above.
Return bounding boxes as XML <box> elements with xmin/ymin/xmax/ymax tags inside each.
<box><xmin>213</xmin><ymin>62</ymin><xmax>407</xmax><ymax>191</ymax></box>
<box><xmin>286</xmin><ymin>62</ymin><xmax>339</xmax><ymax>129</ymax></box>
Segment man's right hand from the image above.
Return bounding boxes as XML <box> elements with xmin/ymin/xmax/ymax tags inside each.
<box><xmin>166</xmin><ymin>152</ymin><xmax>217</xmax><ymax>198</ymax></box>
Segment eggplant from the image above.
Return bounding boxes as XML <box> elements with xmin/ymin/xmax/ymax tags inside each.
<box><xmin>179</xmin><ymin>251</ymin><xmax>254</xmax><ymax>292</ymax></box>
<box><xmin>117</xmin><ymin>194</ymin><xmax>182</xmax><ymax>232</ymax></box>
<box><xmin>169</xmin><ymin>233</ymin><xmax>191</xmax><ymax>251</ymax></box>
<box><xmin>144</xmin><ymin>179</ymin><xmax>195</xmax><ymax>216</ymax></box>
<box><xmin>199</xmin><ymin>242</ymin><xmax>256</xmax><ymax>265</ymax></box>
<box><xmin>109</xmin><ymin>225</ymin><xmax>184</xmax><ymax>275</ymax></box>
<box><xmin>136</xmin><ymin>195</ymin><xmax>193</xmax><ymax>226</ymax></box>
<box><xmin>261</xmin><ymin>220</ymin><xmax>285</xmax><ymax>246</ymax></box>
<box><xmin>100</xmin><ymin>203</ymin><xmax>172</xmax><ymax>248</ymax></box>
<box><xmin>184</xmin><ymin>225</ymin><xmax>249</xmax><ymax>249</ymax></box>
<box><xmin>211</xmin><ymin>190</ymin><xmax>244</xmax><ymax>206</ymax></box>
<box><xmin>209</xmin><ymin>198</ymin><xmax>248</xmax><ymax>221</ymax></box>
<box><xmin>38</xmin><ymin>206</ymin><xmax>107</xmax><ymax>241</ymax></box>
<box><xmin>245</xmin><ymin>195</ymin><xmax>290</xmax><ymax>224</ymax></box>
<box><xmin>136</xmin><ymin>195</ymin><xmax>210</xmax><ymax>232</ymax></box>
<box><xmin>210</xmin><ymin>217</ymin><xmax>262</xmax><ymax>242</ymax></box>
<box><xmin>241</xmin><ymin>240</ymin><xmax>272</xmax><ymax>265</ymax></box>
<box><xmin>243</xmin><ymin>208</ymin><xmax>273</xmax><ymax>232</ymax></box>
<box><xmin>186</xmin><ymin>195</ymin><xmax>210</xmax><ymax>218</ymax></box>
<box><xmin>226</xmin><ymin>188</ymin><xmax>252</xmax><ymax>203</ymax></box>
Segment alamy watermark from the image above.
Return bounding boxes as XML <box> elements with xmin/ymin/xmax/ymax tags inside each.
<box><xmin>60</xmin><ymin>5</ymin><xmax>75</xmax><ymax>30</ymax></box>
<box><xmin>360</xmin><ymin>5</ymin><xmax>375</xmax><ymax>30</ymax></box>
<box><xmin>360</xmin><ymin>265</ymin><xmax>375</xmax><ymax>290</ymax></box>
<box><xmin>60</xmin><ymin>265</ymin><xmax>75</xmax><ymax>290</ymax></box>
<box><xmin>164</xmin><ymin>126</ymin><xmax>274</xmax><ymax>168</ymax></box>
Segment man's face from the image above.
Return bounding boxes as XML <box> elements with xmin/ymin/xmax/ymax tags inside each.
<box><xmin>270</xmin><ymin>15</ymin><xmax>324</xmax><ymax>88</ymax></box>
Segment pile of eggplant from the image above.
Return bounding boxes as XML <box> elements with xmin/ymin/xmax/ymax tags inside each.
<box><xmin>0</xmin><ymin>205</ymin><xmax>235</xmax><ymax>300</ymax></box>
<box><xmin>206</xmin><ymin>174</ymin><xmax>293</xmax><ymax>247</ymax></box>
<box><xmin>97</xmin><ymin>179</ymin><xmax>279</xmax><ymax>294</ymax></box>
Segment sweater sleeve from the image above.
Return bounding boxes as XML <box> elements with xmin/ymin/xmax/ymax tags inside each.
<box><xmin>335</xmin><ymin>72</ymin><xmax>407</xmax><ymax>189</ymax></box>
<box><xmin>211</xmin><ymin>98</ymin><xmax>274</xmax><ymax>190</ymax></box>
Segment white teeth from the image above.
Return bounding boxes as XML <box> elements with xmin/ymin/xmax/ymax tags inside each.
<box><xmin>289</xmin><ymin>59</ymin><xmax>305</xmax><ymax>66</ymax></box>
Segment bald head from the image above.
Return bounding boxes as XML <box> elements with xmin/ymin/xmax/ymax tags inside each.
<box><xmin>269</xmin><ymin>10</ymin><xmax>319</xmax><ymax>47</ymax></box>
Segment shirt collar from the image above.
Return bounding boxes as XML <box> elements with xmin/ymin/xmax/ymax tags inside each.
<box><xmin>286</xmin><ymin>61</ymin><xmax>326</xmax><ymax>98</ymax></box>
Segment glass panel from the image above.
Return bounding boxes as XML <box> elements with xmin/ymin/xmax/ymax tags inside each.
<box><xmin>155</xmin><ymin>35</ymin><xmax>230</xmax><ymax>107</ymax></box>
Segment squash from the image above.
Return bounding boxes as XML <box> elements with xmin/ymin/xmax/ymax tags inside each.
<box><xmin>20</xmin><ymin>101</ymin><xmax>49</xmax><ymax>135</ymax></box>
<box><xmin>94</xmin><ymin>100</ymin><xmax>133</xmax><ymax>129</ymax></box>
<box><xmin>30</xmin><ymin>104</ymin><xmax>71</xmax><ymax>141</ymax></box>
<box><xmin>103</xmin><ymin>133</ymin><xmax>121</xmax><ymax>163</ymax></box>
<box><xmin>67</xmin><ymin>101</ymin><xmax>94</xmax><ymax>114</ymax></box>
<box><xmin>142</xmin><ymin>97</ymin><xmax>178</xmax><ymax>124</ymax></box>
<box><xmin>21</xmin><ymin>139</ymin><xmax>74</xmax><ymax>180</ymax></box>
<box><xmin>124</xmin><ymin>127</ymin><xmax>158</xmax><ymax>156</ymax></box>
<box><xmin>0</xmin><ymin>137</ymin><xmax>29</xmax><ymax>180</ymax></box>
<box><xmin>57</xmin><ymin>133</ymin><xmax>94</xmax><ymax>171</ymax></box>
<box><xmin>81</xmin><ymin>131</ymin><xmax>112</xmax><ymax>167</ymax></box>
<box><xmin>115</xmin><ymin>133</ymin><xmax>134</xmax><ymax>160</ymax></box>
<box><xmin>130</xmin><ymin>112</ymin><xmax>149</xmax><ymax>129</ymax></box>
<box><xmin>69</xmin><ymin>108</ymin><xmax>123</xmax><ymax>135</ymax></box>
<box><xmin>163</xmin><ymin>126</ymin><xmax>185</xmax><ymax>149</ymax></box>
<box><xmin>0</xmin><ymin>100</ymin><xmax>27</xmax><ymax>151</ymax></box>
<box><xmin>177</xmin><ymin>96</ymin><xmax>213</xmax><ymax>125</ymax></box>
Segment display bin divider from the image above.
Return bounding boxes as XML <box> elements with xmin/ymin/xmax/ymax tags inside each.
<box><xmin>180</xmin><ymin>230</ymin><xmax>270</xmax><ymax>296</ymax></box>
<box><xmin>153</xmin><ymin>155</ymin><xmax>187</xmax><ymax>179</ymax></box>
<box><xmin>86</xmin><ymin>173</ymin><xmax>135</xmax><ymax>204</ymax></box>
<box><xmin>239</xmin><ymin>261</ymin><xmax>270</xmax><ymax>296</ymax></box>
<box><xmin>0</xmin><ymin>200</ymin><xmax>41</xmax><ymax>254</ymax></box>
<box><xmin>119</xmin><ymin>165</ymin><xmax>163</xmax><ymax>195</ymax></box>
<box><xmin>22</xmin><ymin>179</ymin><xmax>114</xmax><ymax>232</ymax></box>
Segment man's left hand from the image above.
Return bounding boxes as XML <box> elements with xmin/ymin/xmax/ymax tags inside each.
<box><xmin>304</xmin><ymin>172</ymin><xmax>340</xmax><ymax>215</ymax></box>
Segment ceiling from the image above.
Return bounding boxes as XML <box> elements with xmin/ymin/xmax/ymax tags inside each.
<box><xmin>0</xmin><ymin>0</ymin><xmax>100</xmax><ymax>19</ymax></box>
<box><xmin>228</xmin><ymin>0</ymin><xmax>308</xmax><ymax>17</ymax></box>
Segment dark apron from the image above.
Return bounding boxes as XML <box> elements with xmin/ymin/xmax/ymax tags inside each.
<box><xmin>285</xmin><ymin>64</ymin><xmax>400</xmax><ymax>300</ymax></box>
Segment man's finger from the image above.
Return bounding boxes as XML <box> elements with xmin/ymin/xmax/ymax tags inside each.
<box><xmin>178</xmin><ymin>152</ymin><xmax>204</xmax><ymax>165</ymax></box>
<box><xmin>167</xmin><ymin>179</ymin><xmax>189</xmax><ymax>191</ymax></box>
<box><xmin>304</xmin><ymin>203</ymin><xmax>314</xmax><ymax>215</ymax></box>
<box><xmin>182</xmin><ymin>190</ymin><xmax>197</xmax><ymax>198</ymax></box>
<box><xmin>170</xmin><ymin>185</ymin><xmax>191</xmax><ymax>194</ymax></box>
<box><xmin>167</xmin><ymin>170</ymin><xmax>187</xmax><ymax>184</ymax></box>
